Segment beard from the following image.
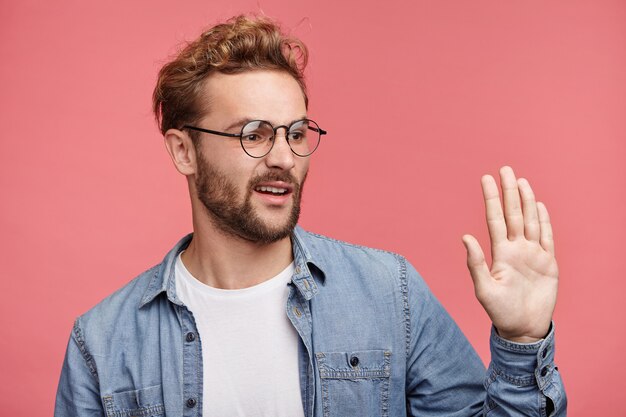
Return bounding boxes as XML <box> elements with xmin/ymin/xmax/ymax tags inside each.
<box><xmin>194</xmin><ymin>150</ymin><xmax>305</xmax><ymax>244</ymax></box>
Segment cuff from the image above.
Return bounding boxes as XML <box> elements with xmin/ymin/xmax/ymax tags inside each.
<box><xmin>489</xmin><ymin>322</ymin><xmax>556</xmax><ymax>390</ymax></box>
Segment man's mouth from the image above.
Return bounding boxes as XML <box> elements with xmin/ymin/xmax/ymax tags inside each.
<box><xmin>254</xmin><ymin>185</ymin><xmax>289</xmax><ymax>195</ymax></box>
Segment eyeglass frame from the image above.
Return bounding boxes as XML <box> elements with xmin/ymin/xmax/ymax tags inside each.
<box><xmin>182</xmin><ymin>118</ymin><xmax>327</xmax><ymax>158</ymax></box>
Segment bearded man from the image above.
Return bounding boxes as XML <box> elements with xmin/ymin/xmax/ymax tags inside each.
<box><xmin>55</xmin><ymin>15</ymin><xmax>566</xmax><ymax>417</ymax></box>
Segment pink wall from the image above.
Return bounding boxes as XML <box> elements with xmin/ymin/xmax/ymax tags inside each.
<box><xmin>1</xmin><ymin>0</ymin><xmax>624</xmax><ymax>415</ymax></box>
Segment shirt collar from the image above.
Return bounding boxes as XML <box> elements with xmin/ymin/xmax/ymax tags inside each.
<box><xmin>139</xmin><ymin>233</ymin><xmax>192</xmax><ymax>308</ymax></box>
<box><xmin>139</xmin><ymin>226</ymin><xmax>326</xmax><ymax>308</ymax></box>
<box><xmin>290</xmin><ymin>225</ymin><xmax>326</xmax><ymax>300</ymax></box>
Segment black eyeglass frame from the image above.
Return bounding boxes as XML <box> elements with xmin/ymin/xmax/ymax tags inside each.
<box><xmin>182</xmin><ymin>118</ymin><xmax>327</xmax><ymax>158</ymax></box>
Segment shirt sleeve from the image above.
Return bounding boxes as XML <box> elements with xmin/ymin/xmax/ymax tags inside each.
<box><xmin>54</xmin><ymin>319</ymin><xmax>105</xmax><ymax>417</ymax></box>
<box><xmin>403</xmin><ymin>259</ymin><xmax>567</xmax><ymax>417</ymax></box>
<box><xmin>486</xmin><ymin>324</ymin><xmax>567</xmax><ymax>416</ymax></box>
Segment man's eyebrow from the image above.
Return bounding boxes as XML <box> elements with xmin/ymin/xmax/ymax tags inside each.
<box><xmin>223</xmin><ymin>118</ymin><xmax>252</xmax><ymax>132</ymax></box>
<box><xmin>223</xmin><ymin>116</ymin><xmax>309</xmax><ymax>131</ymax></box>
<box><xmin>288</xmin><ymin>116</ymin><xmax>308</xmax><ymax>126</ymax></box>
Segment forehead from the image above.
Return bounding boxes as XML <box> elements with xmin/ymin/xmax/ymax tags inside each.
<box><xmin>200</xmin><ymin>70</ymin><xmax>307</xmax><ymax>126</ymax></box>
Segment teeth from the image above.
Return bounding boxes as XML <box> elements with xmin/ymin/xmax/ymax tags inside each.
<box><xmin>256</xmin><ymin>186</ymin><xmax>287</xmax><ymax>194</ymax></box>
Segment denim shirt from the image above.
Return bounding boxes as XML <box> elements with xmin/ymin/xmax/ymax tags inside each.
<box><xmin>55</xmin><ymin>226</ymin><xmax>567</xmax><ymax>416</ymax></box>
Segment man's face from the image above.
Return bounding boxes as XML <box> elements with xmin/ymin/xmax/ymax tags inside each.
<box><xmin>192</xmin><ymin>70</ymin><xmax>310</xmax><ymax>244</ymax></box>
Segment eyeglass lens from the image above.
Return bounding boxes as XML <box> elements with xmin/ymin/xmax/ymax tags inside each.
<box><xmin>240</xmin><ymin>119</ymin><xmax>321</xmax><ymax>157</ymax></box>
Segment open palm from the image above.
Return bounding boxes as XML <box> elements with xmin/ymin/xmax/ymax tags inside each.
<box><xmin>463</xmin><ymin>166</ymin><xmax>558</xmax><ymax>343</ymax></box>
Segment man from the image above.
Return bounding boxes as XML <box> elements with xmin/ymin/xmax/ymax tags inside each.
<box><xmin>55</xmin><ymin>15</ymin><xmax>566</xmax><ymax>417</ymax></box>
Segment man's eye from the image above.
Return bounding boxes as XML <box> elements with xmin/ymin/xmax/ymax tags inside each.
<box><xmin>243</xmin><ymin>134</ymin><xmax>261</xmax><ymax>142</ymax></box>
<box><xmin>288</xmin><ymin>132</ymin><xmax>305</xmax><ymax>141</ymax></box>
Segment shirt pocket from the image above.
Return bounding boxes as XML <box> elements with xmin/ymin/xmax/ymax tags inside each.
<box><xmin>315</xmin><ymin>349</ymin><xmax>391</xmax><ymax>417</ymax></box>
<box><xmin>102</xmin><ymin>384</ymin><xmax>165</xmax><ymax>417</ymax></box>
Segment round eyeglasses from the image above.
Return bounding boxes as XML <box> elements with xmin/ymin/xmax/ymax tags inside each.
<box><xmin>182</xmin><ymin>119</ymin><xmax>327</xmax><ymax>158</ymax></box>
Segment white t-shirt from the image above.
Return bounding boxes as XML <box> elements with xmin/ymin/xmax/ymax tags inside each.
<box><xmin>175</xmin><ymin>253</ymin><xmax>304</xmax><ymax>417</ymax></box>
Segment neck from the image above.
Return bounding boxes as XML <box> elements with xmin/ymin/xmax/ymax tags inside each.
<box><xmin>181</xmin><ymin>210</ymin><xmax>294</xmax><ymax>290</ymax></box>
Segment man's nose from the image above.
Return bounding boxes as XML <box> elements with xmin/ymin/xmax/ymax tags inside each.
<box><xmin>264</xmin><ymin>128</ymin><xmax>295</xmax><ymax>170</ymax></box>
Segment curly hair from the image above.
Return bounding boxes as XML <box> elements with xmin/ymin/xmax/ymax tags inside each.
<box><xmin>152</xmin><ymin>15</ymin><xmax>309</xmax><ymax>135</ymax></box>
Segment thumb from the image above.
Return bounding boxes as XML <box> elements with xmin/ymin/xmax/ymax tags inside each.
<box><xmin>462</xmin><ymin>234</ymin><xmax>491</xmax><ymax>289</ymax></box>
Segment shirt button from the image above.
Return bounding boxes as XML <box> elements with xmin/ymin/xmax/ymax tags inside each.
<box><xmin>186</xmin><ymin>398</ymin><xmax>197</xmax><ymax>408</ymax></box>
<box><xmin>186</xmin><ymin>332</ymin><xmax>196</xmax><ymax>342</ymax></box>
<box><xmin>540</xmin><ymin>366</ymin><xmax>549</xmax><ymax>377</ymax></box>
<box><xmin>350</xmin><ymin>356</ymin><xmax>359</xmax><ymax>367</ymax></box>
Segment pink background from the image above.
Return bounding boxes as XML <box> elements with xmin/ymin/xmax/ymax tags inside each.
<box><xmin>1</xmin><ymin>0</ymin><xmax>624</xmax><ymax>415</ymax></box>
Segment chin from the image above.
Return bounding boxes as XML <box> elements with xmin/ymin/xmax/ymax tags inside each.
<box><xmin>244</xmin><ymin>213</ymin><xmax>299</xmax><ymax>244</ymax></box>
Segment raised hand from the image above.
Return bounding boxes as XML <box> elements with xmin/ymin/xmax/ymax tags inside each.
<box><xmin>462</xmin><ymin>166</ymin><xmax>558</xmax><ymax>343</ymax></box>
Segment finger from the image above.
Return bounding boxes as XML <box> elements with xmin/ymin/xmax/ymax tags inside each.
<box><xmin>537</xmin><ymin>202</ymin><xmax>555</xmax><ymax>256</ymax></box>
<box><xmin>462</xmin><ymin>234</ymin><xmax>492</xmax><ymax>292</ymax></box>
<box><xmin>500</xmin><ymin>166</ymin><xmax>524</xmax><ymax>240</ymax></box>
<box><xmin>481</xmin><ymin>174</ymin><xmax>507</xmax><ymax>244</ymax></box>
<box><xmin>517</xmin><ymin>178</ymin><xmax>540</xmax><ymax>242</ymax></box>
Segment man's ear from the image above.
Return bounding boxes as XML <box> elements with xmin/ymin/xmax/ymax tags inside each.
<box><xmin>164</xmin><ymin>129</ymin><xmax>197</xmax><ymax>176</ymax></box>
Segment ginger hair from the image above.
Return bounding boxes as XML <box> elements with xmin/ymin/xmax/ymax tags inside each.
<box><xmin>152</xmin><ymin>15</ymin><xmax>309</xmax><ymax>135</ymax></box>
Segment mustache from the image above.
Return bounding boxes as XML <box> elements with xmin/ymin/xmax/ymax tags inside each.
<box><xmin>249</xmin><ymin>172</ymin><xmax>300</xmax><ymax>188</ymax></box>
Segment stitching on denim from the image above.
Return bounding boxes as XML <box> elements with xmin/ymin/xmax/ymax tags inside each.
<box><xmin>306</xmin><ymin>360</ymin><xmax>313</xmax><ymax>417</ymax></box>
<box><xmin>195</xmin><ymin>316</ymin><xmax>204</xmax><ymax>417</ymax></box>
<box><xmin>306</xmin><ymin>231</ymin><xmax>398</xmax><ymax>256</ymax></box>
<box><xmin>492</xmin><ymin>332</ymin><xmax>542</xmax><ymax>352</ymax></box>
<box><xmin>542</xmin><ymin>380</ymin><xmax>563</xmax><ymax>416</ymax></box>
<box><xmin>105</xmin><ymin>404</ymin><xmax>165</xmax><ymax>417</ymax></box>
<box><xmin>73</xmin><ymin>319</ymin><xmax>100</xmax><ymax>382</ymax></box>
<box><xmin>191</xmin><ymin>310</ymin><xmax>202</xmax><ymax>417</ymax></box>
<box><xmin>380</xmin><ymin>351</ymin><xmax>391</xmax><ymax>417</ymax></box>
<box><xmin>317</xmin><ymin>351</ymin><xmax>391</xmax><ymax>416</ymax></box>
<box><xmin>539</xmin><ymin>392</ymin><xmax>548</xmax><ymax>417</ymax></box>
<box><xmin>316</xmin><ymin>353</ymin><xmax>331</xmax><ymax>417</ymax></box>
<box><xmin>316</xmin><ymin>353</ymin><xmax>391</xmax><ymax>379</ymax></box>
<box><xmin>484</xmin><ymin>397</ymin><xmax>498</xmax><ymax>414</ymax></box>
<box><xmin>537</xmin><ymin>365</ymin><xmax>554</xmax><ymax>390</ymax></box>
<box><xmin>483</xmin><ymin>367</ymin><xmax>500</xmax><ymax>415</ymax></box>
<box><xmin>490</xmin><ymin>364</ymin><xmax>536</xmax><ymax>387</ymax></box>
<box><xmin>299</xmin><ymin>298</ymin><xmax>313</xmax><ymax>327</ymax></box>
<box><xmin>394</xmin><ymin>255</ymin><xmax>410</xmax><ymax>359</ymax></box>
<box><xmin>102</xmin><ymin>395</ymin><xmax>114</xmax><ymax>417</ymax></box>
<box><xmin>484</xmin><ymin>366</ymin><xmax>498</xmax><ymax>388</ymax></box>
<box><xmin>319</xmin><ymin>370</ymin><xmax>390</xmax><ymax>379</ymax></box>
<box><xmin>287</xmin><ymin>289</ymin><xmax>314</xmax><ymax>416</ymax></box>
<box><xmin>138</xmin><ymin>264</ymin><xmax>163</xmax><ymax>308</ymax></box>
<box><xmin>178</xmin><ymin>305</ymin><xmax>201</xmax><ymax>417</ymax></box>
